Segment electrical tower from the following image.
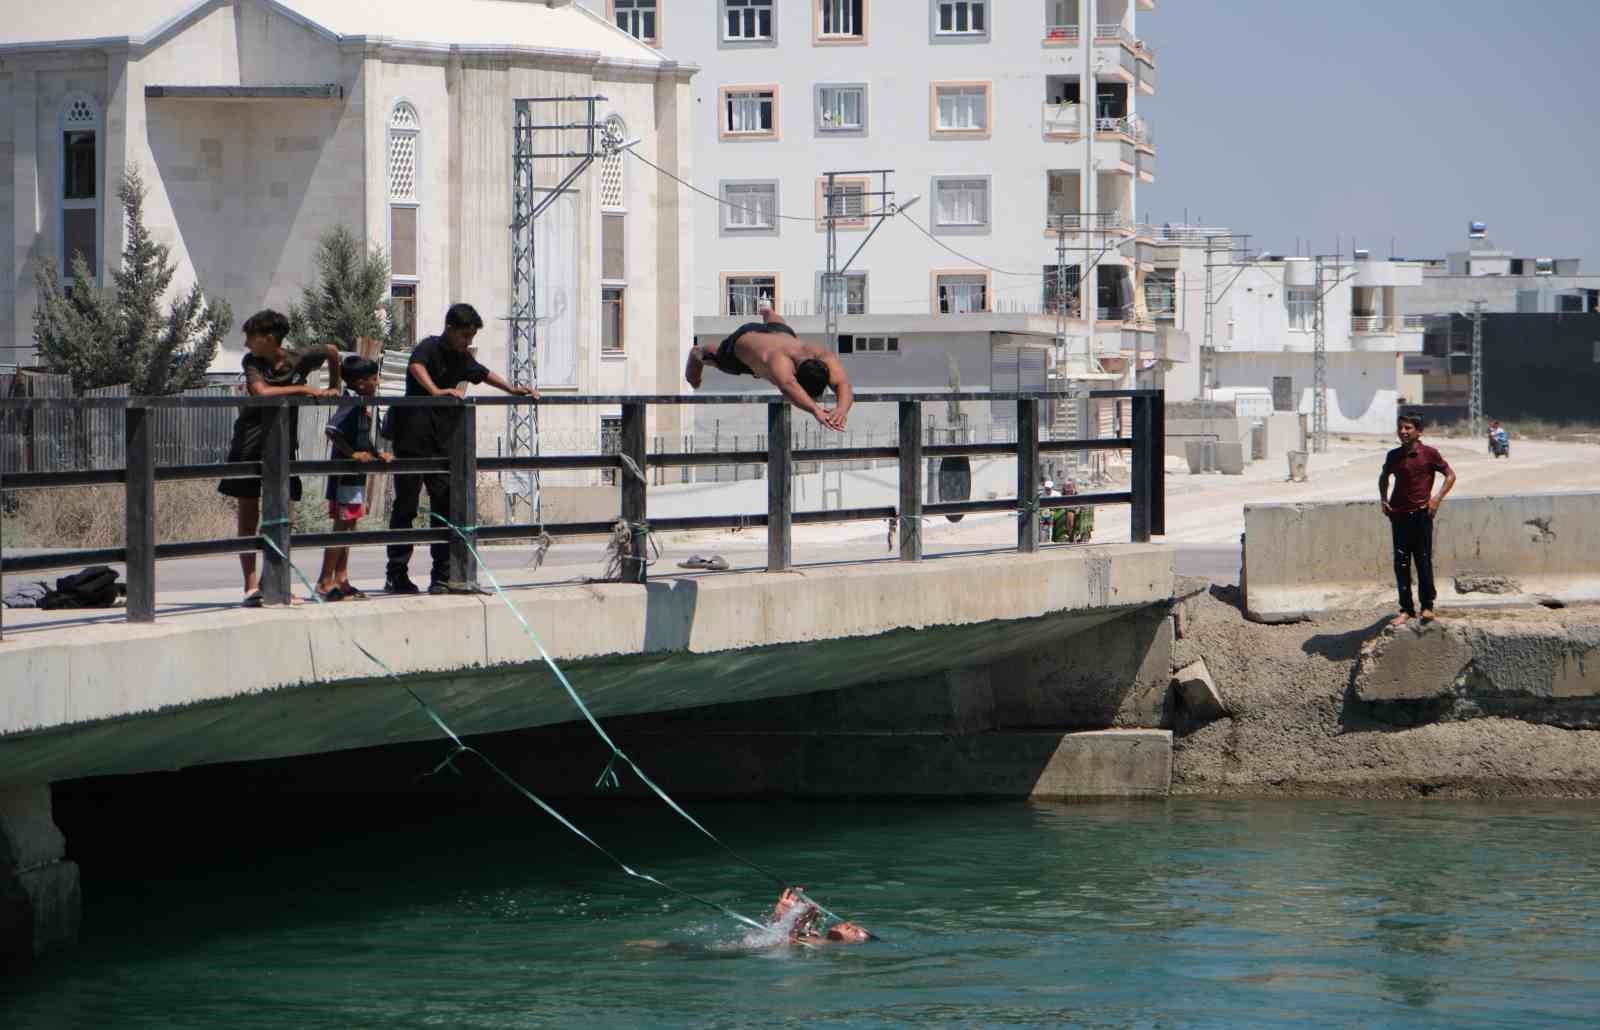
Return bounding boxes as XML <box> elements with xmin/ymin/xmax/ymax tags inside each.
<box><xmin>821</xmin><ymin>169</ymin><xmax>897</xmax><ymax>353</ymax></box>
<box><xmin>1467</xmin><ymin>299</ymin><xmax>1485</xmax><ymax>437</ymax></box>
<box><xmin>1310</xmin><ymin>251</ymin><xmax>1341</xmax><ymax>454</ymax></box>
<box><xmin>508</xmin><ymin>94</ymin><xmax>608</xmax><ymax>522</ymax></box>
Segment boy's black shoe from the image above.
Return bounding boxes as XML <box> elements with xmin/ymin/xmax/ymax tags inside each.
<box><xmin>385</xmin><ymin>572</ymin><xmax>421</xmax><ymax>595</ymax></box>
<box><xmin>427</xmin><ymin>580</ymin><xmax>451</xmax><ymax>596</ymax></box>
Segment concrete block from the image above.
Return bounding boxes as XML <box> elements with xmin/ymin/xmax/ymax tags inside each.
<box><xmin>1172</xmin><ymin>659</ymin><xmax>1228</xmax><ymax>722</ymax></box>
<box><xmin>1215</xmin><ymin>441</ymin><xmax>1246</xmax><ymax>475</ymax></box>
<box><xmin>0</xmin><ymin>785</ymin><xmax>65</xmax><ymax>873</ymax></box>
<box><xmin>1355</xmin><ymin>623</ymin><xmax>1473</xmax><ymax>701</ymax></box>
<box><xmin>1552</xmin><ymin>648</ymin><xmax>1600</xmax><ymax>699</ymax></box>
<box><xmin>1030</xmin><ymin>730</ymin><xmax>1172</xmax><ymax>798</ymax></box>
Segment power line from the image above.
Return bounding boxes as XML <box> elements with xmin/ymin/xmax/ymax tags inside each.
<box><xmin>625</xmin><ymin>148</ymin><xmax>887</xmax><ymax>224</ymax></box>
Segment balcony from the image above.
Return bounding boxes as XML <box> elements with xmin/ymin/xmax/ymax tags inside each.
<box><xmin>1046</xmin><ymin>211</ymin><xmax>1130</xmax><ymax>233</ymax></box>
<box><xmin>1095</xmin><ymin>23</ymin><xmax>1135</xmax><ymax>48</ymax></box>
<box><xmin>1137</xmin><ymin>147</ymin><xmax>1155</xmax><ymax>183</ymax></box>
<box><xmin>1042</xmin><ymin>102</ymin><xmax>1083</xmax><ymax>139</ymax></box>
<box><xmin>1044</xmin><ymin>24</ymin><xmax>1079</xmax><ymax>45</ymax></box>
<box><xmin>1137</xmin><ymin>53</ymin><xmax>1156</xmax><ymax>94</ymax></box>
<box><xmin>1096</xmin><ymin>114</ymin><xmax>1149</xmax><ymax>144</ymax></box>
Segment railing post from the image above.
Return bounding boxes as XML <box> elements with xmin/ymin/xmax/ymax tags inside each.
<box><xmin>766</xmin><ymin>402</ymin><xmax>792</xmax><ymax>572</ymax></box>
<box><xmin>124</xmin><ymin>403</ymin><xmax>156</xmax><ymax>622</ymax></box>
<box><xmin>898</xmin><ymin>400</ymin><xmax>923</xmax><ymax>561</ymax></box>
<box><xmin>620</xmin><ymin>401</ymin><xmax>647</xmax><ymax>583</ymax></box>
<box><xmin>448</xmin><ymin>402</ymin><xmax>479</xmax><ymax>589</ymax></box>
<box><xmin>1131</xmin><ymin>393</ymin><xmax>1153</xmax><ymax>543</ymax></box>
<box><xmin>1151</xmin><ymin>390</ymin><xmax>1165</xmax><ymax>536</ymax></box>
<box><xmin>1017</xmin><ymin>397</ymin><xmax>1040</xmax><ymax>554</ymax></box>
<box><xmin>259</xmin><ymin>401</ymin><xmax>292</xmax><ymax>605</ymax></box>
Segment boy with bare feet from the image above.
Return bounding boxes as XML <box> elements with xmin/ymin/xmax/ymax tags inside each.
<box><xmin>685</xmin><ymin>300</ymin><xmax>853</xmax><ymax>431</ymax></box>
<box><xmin>1378</xmin><ymin>413</ymin><xmax>1456</xmax><ymax>626</ymax></box>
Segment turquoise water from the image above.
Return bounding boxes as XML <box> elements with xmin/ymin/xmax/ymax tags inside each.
<box><xmin>6</xmin><ymin>797</ymin><xmax>1600</xmax><ymax>1028</ymax></box>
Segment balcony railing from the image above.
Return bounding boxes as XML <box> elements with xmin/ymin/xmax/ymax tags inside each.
<box><xmin>1046</xmin><ymin>211</ymin><xmax>1130</xmax><ymax>232</ymax></box>
<box><xmin>1042</xmin><ymin>102</ymin><xmax>1083</xmax><ymax>136</ymax></box>
<box><xmin>0</xmin><ymin>390</ymin><xmax>1168</xmax><ymax>632</ymax></box>
<box><xmin>1044</xmin><ymin>24</ymin><xmax>1079</xmax><ymax>43</ymax></box>
<box><xmin>1353</xmin><ymin>315</ymin><xmax>1428</xmax><ymax>335</ymax></box>
<box><xmin>1096</xmin><ymin>114</ymin><xmax>1149</xmax><ymax>144</ymax></box>
<box><xmin>1095</xmin><ymin>23</ymin><xmax>1133</xmax><ymax>46</ymax></box>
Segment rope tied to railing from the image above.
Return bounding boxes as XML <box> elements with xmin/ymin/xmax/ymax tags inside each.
<box><xmin>252</xmin><ymin>532</ymin><xmax>773</xmax><ymax>933</ymax></box>
<box><xmin>598</xmin><ymin>519</ymin><xmax>659</xmax><ymax>582</ymax></box>
<box><xmin>618</xmin><ymin>453</ymin><xmax>648</xmax><ymax>484</ymax></box>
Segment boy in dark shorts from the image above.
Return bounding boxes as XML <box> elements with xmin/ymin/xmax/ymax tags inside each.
<box><xmin>384</xmin><ymin>303</ymin><xmax>536</xmax><ymax>595</ymax></box>
<box><xmin>1378</xmin><ymin>413</ymin><xmax>1457</xmax><ymax>626</ymax></box>
<box><xmin>685</xmin><ymin>300</ymin><xmax>853</xmax><ymax>431</ymax></box>
<box><xmin>314</xmin><ymin>356</ymin><xmax>391</xmax><ymax>601</ymax></box>
<box><xmin>217</xmin><ymin>309</ymin><xmax>341</xmax><ymax>606</ymax></box>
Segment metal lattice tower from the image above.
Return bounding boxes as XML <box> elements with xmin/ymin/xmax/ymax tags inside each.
<box><xmin>1467</xmin><ymin>299</ymin><xmax>1485</xmax><ymax>437</ymax></box>
<box><xmin>1310</xmin><ymin>252</ymin><xmax>1340</xmax><ymax>454</ymax></box>
<box><xmin>1201</xmin><ymin>235</ymin><xmax>1221</xmax><ymax>409</ymax></box>
<box><xmin>821</xmin><ymin>169</ymin><xmax>895</xmax><ymax>353</ymax></box>
<box><xmin>508</xmin><ymin>94</ymin><xmax>608</xmax><ymax>522</ymax></box>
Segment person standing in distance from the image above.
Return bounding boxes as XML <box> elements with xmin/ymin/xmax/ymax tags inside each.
<box><xmin>384</xmin><ymin>303</ymin><xmax>536</xmax><ymax>595</ymax></box>
<box><xmin>1378</xmin><ymin>413</ymin><xmax>1456</xmax><ymax>626</ymax></box>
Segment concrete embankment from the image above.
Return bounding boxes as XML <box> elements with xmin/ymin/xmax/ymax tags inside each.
<box><xmin>1167</xmin><ymin>579</ymin><xmax>1600</xmax><ymax>798</ymax></box>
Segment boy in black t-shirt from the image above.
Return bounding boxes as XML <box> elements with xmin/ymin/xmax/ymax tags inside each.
<box><xmin>384</xmin><ymin>303</ymin><xmax>536</xmax><ymax>595</ymax></box>
<box><xmin>218</xmin><ymin>310</ymin><xmax>340</xmax><ymax>606</ymax></box>
<box><xmin>315</xmin><ymin>356</ymin><xmax>391</xmax><ymax>601</ymax></box>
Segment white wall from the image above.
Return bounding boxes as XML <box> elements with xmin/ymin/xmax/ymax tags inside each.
<box><xmin>1216</xmin><ymin>350</ymin><xmax>1397</xmax><ymax>434</ymax></box>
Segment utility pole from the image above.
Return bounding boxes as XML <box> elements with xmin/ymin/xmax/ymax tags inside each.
<box><xmin>821</xmin><ymin>169</ymin><xmax>899</xmax><ymax>353</ymax></box>
<box><xmin>1201</xmin><ymin>235</ymin><xmax>1219</xmax><ymax>408</ymax></box>
<box><xmin>1468</xmin><ymin>299</ymin><xmax>1485</xmax><ymax>437</ymax></box>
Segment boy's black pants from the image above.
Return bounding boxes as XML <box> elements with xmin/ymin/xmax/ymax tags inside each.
<box><xmin>1389</xmin><ymin>510</ymin><xmax>1435</xmax><ymax>615</ymax></box>
<box><xmin>387</xmin><ymin>469</ymin><xmax>452</xmax><ymax>584</ymax></box>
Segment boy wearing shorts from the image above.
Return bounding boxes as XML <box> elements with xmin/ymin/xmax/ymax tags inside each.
<box><xmin>217</xmin><ymin>310</ymin><xmax>341</xmax><ymax>606</ymax></box>
<box><xmin>315</xmin><ymin>356</ymin><xmax>392</xmax><ymax>600</ymax></box>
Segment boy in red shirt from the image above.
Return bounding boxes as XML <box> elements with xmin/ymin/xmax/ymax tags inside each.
<box><xmin>1378</xmin><ymin>414</ymin><xmax>1457</xmax><ymax>625</ymax></box>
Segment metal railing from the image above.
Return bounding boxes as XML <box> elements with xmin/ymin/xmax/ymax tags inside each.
<box><xmin>1044</xmin><ymin>24</ymin><xmax>1080</xmax><ymax>42</ymax></box>
<box><xmin>1042</xmin><ymin>102</ymin><xmax>1083</xmax><ymax>136</ymax></box>
<box><xmin>1095</xmin><ymin>23</ymin><xmax>1133</xmax><ymax>45</ymax></box>
<box><xmin>0</xmin><ymin>391</ymin><xmax>1166</xmax><ymax>633</ymax></box>
<box><xmin>1352</xmin><ymin>315</ymin><xmax>1422</xmax><ymax>334</ymax></box>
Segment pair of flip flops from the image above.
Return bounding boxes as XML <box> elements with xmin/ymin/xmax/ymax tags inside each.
<box><xmin>318</xmin><ymin>586</ymin><xmax>369</xmax><ymax>602</ymax></box>
<box><xmin>677</xmin><ymin>554</ymin><xmax>730</xmax><ymax>572</ymax></box>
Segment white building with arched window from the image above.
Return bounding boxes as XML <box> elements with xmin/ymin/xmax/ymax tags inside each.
<box><xmin>0</xmin><ymin>0</ymin><xmax>698</xmax><ymax>451</ymax></box>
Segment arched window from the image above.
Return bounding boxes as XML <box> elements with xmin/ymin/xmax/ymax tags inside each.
<box><xmin>599</xmin><ymin>114</ymin><xmax>626</xmax><ymax>211</ymax></box>
<box><xmin>60</xmin><ymin>93</ymin><xmax>102</xmax><ymax>282</ymax></box>
<box><xmin>599</xmin><ymin>115</ymin><xmax>628</xmax><ymax>355</ymax></box>
<box><xmin>388</xmin><ymin>101</ymin><xmax>420</xmax><ymax>347</ymax></box>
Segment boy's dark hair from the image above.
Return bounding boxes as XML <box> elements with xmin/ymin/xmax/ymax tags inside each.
<box><xmin>242</xmin><ymin>309</ymin><xmax>290</xmax><ymax>343</ymax></box>
<box><xmin>1397</xmin><ymin>413</ymin><xmax>1425</xmax><ymax>431</ymax></box>
<box><xmin>445</xmin><ymin>303</ymin><xmax>484</xmax><ymax>330</ymax></box>
<box><xmin>795</xmin><ymin>358</ymin><xmax>830</xmax><ymax>400</ymax></box>
<box><xmin>341</xmin><ymin>355</ymin><xmax>380</xmax><ymax>381</ymax></box>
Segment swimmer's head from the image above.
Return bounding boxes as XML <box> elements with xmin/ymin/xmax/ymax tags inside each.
<box><xmin>826</xmin><ymin>921</ymin><xmax>875</xmax><ymax>943</ymax></box>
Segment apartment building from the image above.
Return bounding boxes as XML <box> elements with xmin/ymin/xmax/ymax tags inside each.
<box><xmin>588</xmin><ymin>0</ymin><xmax>1162</xmax><ymax>437</ymax></box>
<box><xmin>1150</xmin><ymin>233</ymin><xmax>1426</xmax><ymax>435</ymax></box>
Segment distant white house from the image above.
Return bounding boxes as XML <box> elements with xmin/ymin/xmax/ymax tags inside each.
<box><xmin>0</xmin><ymin>0</ymin><xmax>699</xmax><ymax>451</ymax></box>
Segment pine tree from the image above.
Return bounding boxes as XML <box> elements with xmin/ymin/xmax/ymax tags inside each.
<box><xmin>32</xmin><ymin>167</ymin><xmax>231</xmax><ymax>394</ymax></box>
<box><xmin>287</xmin><ymin>225</ymin><xmax>402</xmax><ymax>352</ymax></box>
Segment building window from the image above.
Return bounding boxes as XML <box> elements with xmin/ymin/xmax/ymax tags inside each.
<box><xmin>613</xmin><ymin>0</ymin><xmax>659</xmax><ymax>45</ymax></box>
<box><xmin>720</xmin><ymin>181</ymin><xmax>779</xmax><ymax>235</ymax></box>
<box><xmin>1286</xmin><ymin>286</ymin><xmax>1315</xmax><ymax>331</ymax></box>
<box><xmin>932</xmin><ymin>82</ymin><xmax>990</xmax><ymax>136</ymax></box>
<box><xmin>816</xmin><ymin>177</ymin><xmax>868</xmax><ymax>230</ymax></box>
<box><xmin>1042</xmin><ymin>264</ymin><xmax>1082</xmax><ymax>315</ymax></box>
<box><xmin>599</xmin><ymin>115</ymin><xmax>627</xmax><ymax>210</ymax></box>
<box><xmin>391</xmin><ymin>284</ymin><xmax>417</xmax><ymax>349</ymax></box>
<box><xmin>723</xmin><ymin>0</ymin><xmax>774</xmax><ymax>42</ymax></box>
<box><xmin>816</xmin><ymin>84</ymin><xmax>867</xmax><ymax>134</ymax></box>
<box><xmin>932</xmin><ymin>176</ymin><xmax>990</xmax><ymax>234</ymax></box>
<box><xmin>60</xmin><ymin>94</ymin><xmax>100</xmax><ymax>281</ymax></box>
<box><xmin>721</xmin><ymin>86</ymin><xmax>778</xmax><ymax>139</ymax></box>
<box><xmin>838</xmin><ymin>334</ymin><xmax>897</xmax><ymax>355</ymax></box>
<box><xmin>937</xmin><ymin>273</ymin><xmax>988</xmax><ymax>314</ymax></box>
<box><xmin>600</xmin><ymin>415</ymin><xmax>623</xmax><ymax>486</ymax></box>
<box><xmin>933</xmin><ymin>0</ymin><xmax>987</xmax><ymax>39</ymax></box>
<box><xmin>725</xmin><ymin>274</ymin><xmax>778</xmax><ymax>316</ymax></box>
<box><xmin>388</xmin><ymin>101</ymin><xmax>421</xmax><ymax>321</ymax></box>
<box><xmin>1146</xmin><ymin>271</ymin><xmax>1176</xmax><ymax>320</ymax></box>
<box><xmin>817</xmin><ymin>0</ymin><xmax>866</xmax><ymax>41</ymax></box>
<box><xmin>1271</xmin><ymin>376</ymin><xmax>1295</xmax><ymax>413</ymax></box>
<box><xmin>818</xmin><ymin>272</ymin><xmax>868</xmax><ymax>316</ymax></box>
<box><xmin>602</xmin><ymin>212</ymin><xmax>625</xmax><ymax>282</ymax></box>
<box><xmin>602</xmin><ymin>287</ymin><xmax>626</xmax><ymax>354</ymax></box>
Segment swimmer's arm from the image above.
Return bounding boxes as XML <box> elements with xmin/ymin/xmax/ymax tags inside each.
<box><xmin>766</xmin><ymin>355</ymin><xmax>829</xmax><ymax>425</ymax></box>
<box><xmin>821</xmin><ymin>351</ymin><xmax>852</xmax><ymax>426</ymax></box>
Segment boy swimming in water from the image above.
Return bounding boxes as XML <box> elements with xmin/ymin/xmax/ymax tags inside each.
<box><xmin>625</xmin><ymin>887</ymin><xmax>873</xmax><ymax>952</ymax></box>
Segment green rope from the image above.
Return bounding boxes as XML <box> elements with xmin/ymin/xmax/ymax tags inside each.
<box><xmin>428</xmin><ymin>512</ymin><xmax>851</xmax><ymax>927</ymax></box>
<box><xmin>256</xmin><ymin>534</ymin><xmax>770</xmax><ymax>934</ymax></box>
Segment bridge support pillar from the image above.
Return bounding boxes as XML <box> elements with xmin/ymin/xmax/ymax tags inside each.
<box><xmin>0</xmin><ymin>784</ymin><xmax>80</xmax><ymax>966</ymax></box>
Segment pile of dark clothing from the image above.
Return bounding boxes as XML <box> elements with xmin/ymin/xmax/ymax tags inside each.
<box><xmin>2</xmin><ymin>566</ymin><xmax>125</xmax><ymax>609</ymax></box>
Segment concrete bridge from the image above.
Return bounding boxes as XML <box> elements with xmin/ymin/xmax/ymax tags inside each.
<box><xmin>1</xmin><ymin>389</ymin><xmax>1173</xmax><ymax>963</ymax></box>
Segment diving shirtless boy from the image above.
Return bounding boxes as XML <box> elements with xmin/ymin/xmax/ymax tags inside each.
<box><xmin>685</xmin><ymin>300</ymin><xmax>854</xmax><ymax>431</ymax></box>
